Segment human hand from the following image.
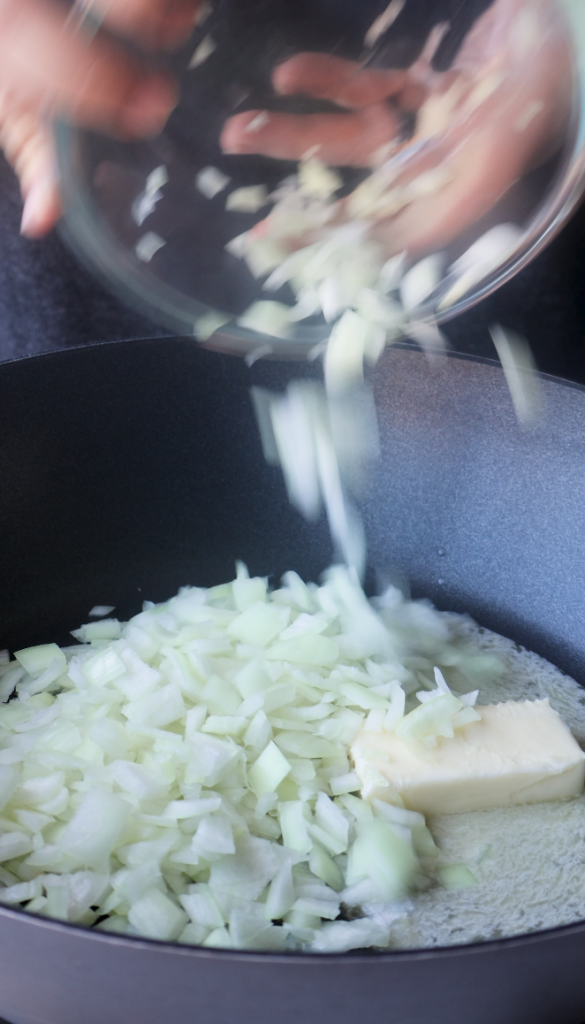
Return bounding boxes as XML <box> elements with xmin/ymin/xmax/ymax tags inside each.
<box><xmin>221</xmin><ymin>0</ymin><xmax>571</xmax><ymax>259</ymax></box>
<box><xmin>0</xmin><ymin>0</ymin><xmax>200</xmax><ymax>238</ymax></box>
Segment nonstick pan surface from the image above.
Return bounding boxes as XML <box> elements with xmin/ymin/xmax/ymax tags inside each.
<box><xmin>1</xmin><ymin>338</ymin><xmax>585</xmax><ymax>1024</ymax></box>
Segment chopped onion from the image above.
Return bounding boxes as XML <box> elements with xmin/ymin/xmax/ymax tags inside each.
<box><xmin>194</xmin><ymin>311</ymin><xmax>231</xmax><ymax>342</ymax></box>
<box><xmin>135</xmin><ymin>233</ymin><xmax>166</xmax><ymax>263</ymax></box>
<box><xmin>238</xmin><ymin>301</ymin><xmax>291</xmax><ymax>340</ymax></box>
<box><xmin>0</xmin><ymin>564</ymin><xmax>501</xmax><ymax>951</ymax></box>
<box><xmin>489</xmin><ymin>324</ymin><xmax>542</xmax><ymax>426</ymax></box>
<box><xmin>226</xmin><ymin>186</ymin><xmax>269</xmax><ymax>213</ymax></box>
<box><xmin>298</xmin><ymin>157</ymin><xmax>342</xmax><ymax>201</ymax></box>
<box><xmin>438</xmin><ymin>864</ymin><xmax>478</xmax><ymax>889</ymax></box>
<box><xmin>15</xmin><ymin>645</ymin><xmax>65</xmax><ymax>679</ymax></box>
<box><xmin>400</xmin><ymin>255</ymin><xmax>444</xmax><ymax>312</ymax></box>
<box><xmin>196</xmin><ymin>167</ymin><xmax>230</xmax><ymax>200</ymax></box>
<box><xmin>89</xmin><ymin>606</ymin><xmax>115</xmax><ymax>618</ymax></box>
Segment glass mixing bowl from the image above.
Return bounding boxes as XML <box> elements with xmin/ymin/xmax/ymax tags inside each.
<box><xmin>55</xmin><ymin>0</ymin><xmax>585</xmax><ymax>358</ymax></box>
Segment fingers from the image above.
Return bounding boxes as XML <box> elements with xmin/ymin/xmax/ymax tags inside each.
<box><xmin>20</xmin><ymin>168</ymin><xmax>61</xmax><ymax>238</ymax></box>
<box><xmin>273</xmin><ymin>53</ymin><xmax>406</xmax><ymax>110</ymax></box>
<box><xmin>0</xmin><ymin>0</ymin><xmax>177</xmax><ymax>138</ymax></box>
<box><xmin>222</xmin><ymin>53</ymin><xmax>405</xmax><ymax>164</ymax></box>
<box><xmin>90</xmin><ymin>0</ymin><xmax>202</xmax><ymax>51</ymax></box>
<box><xmin>370</xmin><ymin>66</ymin><xmax>566</xmax><ymax>259</ymax></box>
<box><xmin>221</xmin><ymin>104</ymin><xmax>401</xmax><ymax>167</ymax></box>
<box><xmin>373</xmin><ymin>129</ymin><xmax>522</xmax><ymax>257</ymax></box>
<box><xmin>431</xmin><ymin>0</ymin><xmax>498</xmax><ymax>71</ymax></box>
<box><xmin>364</xmin><ymin>0</ymin><xmax>497</xmax><ymax>72</ymax></box>
<box><xmin>364</xmin><ymin>0</ymin><xmax>450</xmax><ymax>70</ymax></box>
<box><xmin>0</xmin><ymin>97</ymin><xmax>60</xmax><ymax>236</ymax></box>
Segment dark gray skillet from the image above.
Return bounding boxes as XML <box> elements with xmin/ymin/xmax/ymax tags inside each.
<box><xmin>1</xmin><ymin>337</ymin><xmax>585</xmax><ymax>1024</ymax></box>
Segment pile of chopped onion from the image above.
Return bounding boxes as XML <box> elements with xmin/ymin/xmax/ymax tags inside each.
<box><xmin>0</xmin><ymin>567</ymin><xmax>495</xmax><ymax>951</ymax></box>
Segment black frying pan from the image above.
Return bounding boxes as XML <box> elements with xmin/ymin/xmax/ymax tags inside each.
<box><xmin>1</xmin><ymin>338</ymin><xmax>585</xmax><ymax>1024</ymax></box>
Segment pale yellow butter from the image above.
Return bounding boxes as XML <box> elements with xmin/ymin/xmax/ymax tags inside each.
<box><xmin>351</xmin><ymin>699</ymin><xmax>585</xmax><ymax>815</ymax></box>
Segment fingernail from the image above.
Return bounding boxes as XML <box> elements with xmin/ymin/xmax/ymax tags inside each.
<box><xmin>121</xmin><ymin>77</ymin><xmax>178</xmax><ymax>137</ymax></box>
<box><xmin>243</xmin><ymin>111</ymin><xmax>270</xmax><ymax>133</ymax></box>
<box><xmin>20</xmin><ymin>177</ymin><xmax>57</xmax><ymax>238</ymax></box>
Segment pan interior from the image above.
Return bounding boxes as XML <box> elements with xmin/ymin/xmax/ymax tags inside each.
<box><xmin>2</xmin><ymin>338</ymin><xmax>585</xmax><ymax>954</ymax></box>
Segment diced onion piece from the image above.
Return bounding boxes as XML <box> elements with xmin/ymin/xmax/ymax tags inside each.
<box><xmin>201</xmin><ymin>927</ymin><xmax>231</xmax><ymax>947</ymax></box>
<box><xmin>14</xmin><ymin>644</ymin><xmax>66</xmax><ymax>679</ymax></box>
<box><xmin>226</xmin><ymin>186</ymin><xmax>269</xmax><ymax>212</ymax></box>
<box><xmin>196</xmin><ymin>166</ymin><xmax>230</xmax><ymax>199</ymax></box>
<box><xmin>329</xmin><ymin>772</ymin><xmax>360</xmax><ymax>795</ymax></box>
<box><xmin>145</xmin><ymin>165</ymin><xmax>168</xmax><ymax>194</ymax></box>
<box><xmin>265</xmin><ymin>863</ymin><xmax>296</xmax><ymax>919</ymax></box>
<box><xmin>123</xmin><ymin>682</ymin><xmax>185</xmax><ymax>728</ymax></box>
<box><xmin>238</xmin><ymin>301</ymin><xmax>291</xmax><ymax>339</ymax></box>
<box><xmin>267</xmin><ymin>635</ymin><xmax>338</xmax><ymax>666</ymax></box>
<box><xmin>379</xmin><ymin>252</ymin><xmax>406</xmax><ymax>292</ymax></box>
<box><xmin>395</xmin><ymin>693</ymin><xmax>462</xmax><ymax>747</ymax></box>
<box><xmin>400</xmin><ymin>254</ymin><xmax>443</xmax><ymax>311</ymax></box>
<box><xmin>269</xmin><ymin>384</ymin><xmax>322</xmax><ymax>520</ymax></box>
<box><xmin>245</xmin><ymin>240</ymin><xmax>289</xmax><ymax>279</ymax></box>
<box><xmin>135</xmin><ymin>232</ymin><xmax>165</xmax><ymax>263</ymax></box>
<box><xmin>451</xmin><ymin>706</ymin><xmax>482</xmax><ymax>729</ymax></box>
<box><xmin>129</xmin><ymin>887</ymin><xmax>189</xmax><ymax>940</ymax></box>
<box><xmin>311</xmin><ymin>917</ymin><xmax>390</xmax><ymax>952</ymax></box>
<box><xmin>89</xmin><ymin>605</ymin><xmax>115</xmax><ymax>618</ymax></box>
<box><xmin>278</xmin><ymin>800</ymin><xmax>312</xmax><ymax>854</ymax></box>
<box><xmin>232</xmin><ymin>575</ymin><xmax>267</xmax><ymax>612</ymax></box>
<box><xmin>201</xmin><ymin>715</ymin><xmax>246</xmax><ymax>736</ymax></box>
<box><xmin>346</xmin><ymin>819</ymin><xmax>418</xmax><ymax>900</ymax></box>
<box><xmin>72</xmin><ymin>619</ymin><xmax>121</xmax><ymax>643</ymax></box>
<box><xmin>180</xmin><ymin>885</ymin><xmax>224</xmax><ymax>928</ymax></box>
<box><xmin>324</xmin><ymin>310</ymin><xmax>369</xmax><ymax>396</ymax></box>
<box><xmin>0</xmin><ymin>879</ymin><xmax>43</xmax><ymax>904</ymax></box>
<box><xmin>57</xmin><ymin>789</ymin><xmax>130</xmax><ymax>870</ymax></box>
<box><xmin>411</xmin><ymin>824</ymin><xmax>439</xmax><ymax>858</ymax></box>
<box><xmin>490</xmin><ymin>324</ymin><xmax>542</xmax><ymax>426</ymax></box>
<box><xmin>309</xmin><ymin>844</ymin><xmax>344</xmax><ymax>891</ymax></box>
<box><xmin>372</xmin><ymin>799</ymin><xmax>425</xmax><ymax>829</ymax></box>
<box><xmin>293</xmin><ymin>896</ymin><xmax>340</xmax><ymax>920</ymax></box>
<box><xmin>193</xmin><ymin>815</ymin><xmax>235</xmax><ymax>856</ymax></box>
<box><xmin>318</xmin><ymin>277</ymin><xmax>351</xmax><ymax>323</ymax></box>
<box><xmin>249</xmin><ymin>741</ymin><xmax>292</xmax><ymax>796</ymax></box>
<box><xmin>225</xmin><ymin>231</ymin><xmax>250</xmax><ymax>258</ymax></box>
<box><xmin>403</xmin><ymin>320</ymin><xmax>446</xmax><ymax>360</ymax></box>
<box><xmin>0</xmin><ymin>832</ymin><xmax>34</xmax><ymax>862</ymax></box>
<box><xmin>194</xmin><ymin>311</ymin><xmax>231</xmax><ymax>341</ymax></box>
<box><xmin>298</xmin><ymin>157</ymin><xmax>342</xmax><ymax>200</ymax></box>
<box><xmin>438</xmin><ymin>864</ymin><xmax>479</xmax><ymax>889</ymax></box>
<box><xmin>228</xmin><ymin>603</ymin><xmax>287</xmax><ymax>647</ymax></box>
<box><xmin>209</xmin><ymin>834</ymin><xmax>289</xmax><ymax>901</ymax></box>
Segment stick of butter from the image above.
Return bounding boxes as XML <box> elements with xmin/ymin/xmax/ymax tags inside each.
<box><xmin>351</xmin><ymin>699</ymin><xmax>585</xmax><ymax>815</ymax></box>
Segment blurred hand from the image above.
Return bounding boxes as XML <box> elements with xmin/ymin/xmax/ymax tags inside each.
<box><xmin>221</xmin><ymin>0</ymin><xmax>571</xmax><ymax>258</ymax></box>
<box><xmin>0</xmin><ymin>0</ymin><xmax>200</xmax><ymax>237</ymax></box>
